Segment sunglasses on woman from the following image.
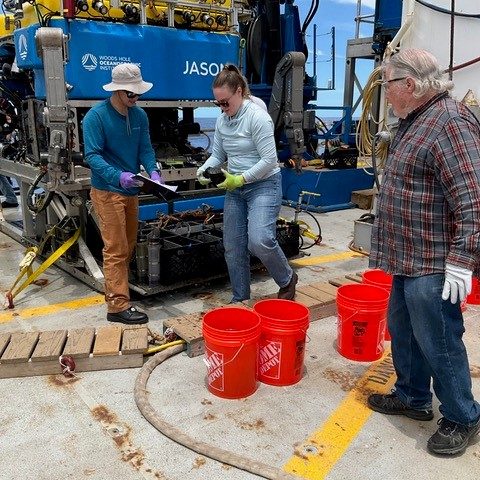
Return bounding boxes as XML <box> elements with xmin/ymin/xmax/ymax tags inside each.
<box><xmin>213</xmin><ymin>91</ymin><xmax>235</xmax><ymax>108</ymax></box>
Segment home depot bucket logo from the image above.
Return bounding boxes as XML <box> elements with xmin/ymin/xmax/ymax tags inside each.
<box><xmin>259</xmin><ymin>341</ymin><xmax>281</xmax><ymax>379</ymax></box>
<box><xmin>205</xmin><ymin>348</ymin><xmax>224</xmax><ymax>391</ymax></box>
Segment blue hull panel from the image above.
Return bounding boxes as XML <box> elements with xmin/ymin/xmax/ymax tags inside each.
<box><xmin>15</xmin><ymin>19</ymin><xmax>239</xmax><ymax>100</ymax></box>
<box><xmin>281</xmin><ymin>168</ymin><xmax>374</xmax><ymax>212</ymax></box>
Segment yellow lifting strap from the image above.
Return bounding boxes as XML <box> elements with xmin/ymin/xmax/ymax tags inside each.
<box><xmin>5</xmin><ymin>228</ymin><xmax>81</xmax><ymax>309</ymax></box>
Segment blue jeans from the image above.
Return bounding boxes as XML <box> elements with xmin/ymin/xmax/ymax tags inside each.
<box><xmin>0</xmin><ymin>175</ymin><xmax>17</xmax><ymax>203</ymax></box>
<box><xmin>389</xmin><ymin>274</ymin><xmax>480</xmax><ymax>426</ymax></box>
<box><xmin>223</xmin><ymin>172</ymin><xmax>293</xmax><ymax>302</ymax></box>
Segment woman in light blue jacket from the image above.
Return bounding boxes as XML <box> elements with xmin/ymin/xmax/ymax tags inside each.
<box><xmin>197</xmin><ymin>65</ymin><xmax>297</xmax><ymax>302</ymax></box>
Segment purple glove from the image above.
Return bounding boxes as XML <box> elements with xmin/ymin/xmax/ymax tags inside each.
<box><xmin>150</xmin><ymin>171</ymin><xmax>164</xmax><ymax>184</ymax></box>
<box><xmin>119</xmin><ymin>172</ymin><xmax>143</xmax><ymax>189</ymax></box>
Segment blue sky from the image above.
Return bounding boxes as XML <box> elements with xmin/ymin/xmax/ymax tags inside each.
<box><xmin>198</xmin><ymin>0</ymin><xmax>377</xmax><ymax>118</ymax></box>
<box><xmin>302</xmin><ymin>0</ymin><xmax>376</xmax><ymax>116</ymax></box>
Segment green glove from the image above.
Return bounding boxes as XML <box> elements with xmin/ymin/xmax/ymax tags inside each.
<box><xmin>217</xmin><ymin>169</ymin><xmax>245</xmax><ymax>191</ymax></box>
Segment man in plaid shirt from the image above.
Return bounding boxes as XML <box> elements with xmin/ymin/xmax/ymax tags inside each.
<box><xmin>367</xmin><ymin>49</ymin><xmax>480</xmax><ymax>456</ymax></box>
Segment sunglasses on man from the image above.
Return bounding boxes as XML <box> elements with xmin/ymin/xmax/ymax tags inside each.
<box><xmin>124</xmin><ymin>90</ymin><xmax>140</xmax><ymax>99</ymax></box>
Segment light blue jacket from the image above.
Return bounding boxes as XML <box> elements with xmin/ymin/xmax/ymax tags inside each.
<box><xmin>201</xmin><ymin>100</ymin><xmax>280</xmax><ymax>183</ymax></box>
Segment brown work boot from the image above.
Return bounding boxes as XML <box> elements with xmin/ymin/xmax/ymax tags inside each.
<box><xmin>277</xmin><ymin>272</ymin><xmax>298</xmax><ymax>300</ymax></box>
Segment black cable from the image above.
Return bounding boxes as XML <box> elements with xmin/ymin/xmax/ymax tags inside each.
<box><xmin>302</xmin><ymin>0</ymin><xmax>319</xmax><ymax>34</ymax></box>
<box><xmin>415</xmin><ymin>0</ymin><xmax>480</xmax><ymax>18</ymax></box>
<box><xmin>315</xmin><ymin>115</ymin><xmax>328</xmax><ymax>133</ymax></box>
<box><xmin>371</xmin><ymin>135</ymin><xmax>381</xmax><ymax>192</ymax></box>
<box><xmin>448</xmin><ymin>0</ymin><xmax>455</xmax><ymax>80</ymax></box>
<box><xmin>298</xmin><ymin>210</ymin><xmax>322</xmax><ymax>250</ymax></box>
<box><xmin>26</xmin><ymin>170</ymin><xmax>55</xmax><ymax>214</ymax></box>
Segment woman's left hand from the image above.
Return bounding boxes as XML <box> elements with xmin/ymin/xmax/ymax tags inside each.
<box><xmin>217</xmin><ymin>169</ymin><xmax>245</xmax><ymax>191</ymax></box>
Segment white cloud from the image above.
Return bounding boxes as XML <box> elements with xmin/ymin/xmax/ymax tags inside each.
<box><xmin>333</xmin><ymin>0</ymin><xmax>375</xmax><ymax>9</ymax></box>
<box><xmin>308</xmin><ymin>49</ymin><xmax>327</xmax><ymax>57</ymax></box>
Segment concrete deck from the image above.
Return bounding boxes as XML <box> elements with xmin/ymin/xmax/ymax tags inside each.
<box><xmin>0</xmin><ymin>204</ymin><xmax>478</xmax><ymax>480</ymax></box>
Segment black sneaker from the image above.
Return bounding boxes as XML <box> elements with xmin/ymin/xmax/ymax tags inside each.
<box><xmin>107</xmin><ymin>306</ymin><xmax>148</xmax><ymax>325</ymax></box>
<box><xmin>367</xmin><ymin>393</ymin><xmax>434</xmax><ymax>421</ymax></box>
<box><xmin>427</xmin><ymin>417</ymin><xmax>480</xmax><ymax>455</ymax></box>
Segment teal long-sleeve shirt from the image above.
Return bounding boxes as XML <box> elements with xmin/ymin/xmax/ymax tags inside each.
<box><xmin>83</xmin><ymin>99</ymin><xmax>157</xmax><ymax>195</ymax></box>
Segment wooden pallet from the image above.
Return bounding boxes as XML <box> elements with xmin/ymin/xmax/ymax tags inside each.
<box><xmin>163</xmin><ymin>281</ymin><xmax>340</xmax><ymax>358</ymax></box>
<box><xmin>163</xmin><ymin>313</ymin><xmax>204</xmax><ymax>358</ymax></box>
<box><xmin>0</xmin><ymin>325</ymin><xmax>148</xmax><ymax>379</ymax></box>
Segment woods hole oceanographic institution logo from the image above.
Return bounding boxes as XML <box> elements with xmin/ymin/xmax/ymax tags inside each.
<box><xmin>82</xmin><ymin>53</ymin><xmax>98</xmax><ymax>71</ymax></box>
<box><xmin>18</xmin><ymin>34</ymin><xmax>28</xmax><ymax>60</ymax></box>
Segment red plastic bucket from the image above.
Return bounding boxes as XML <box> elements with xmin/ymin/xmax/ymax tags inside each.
<box><xmin>336</xmin><ymin>284</ymin><xmax>389</xmax><ymax>362</ymax></box>
<box><xmin>466</xmin><ymin>277</ymin><xmax>480</xmax><ymax>305</ymax></box>
<box><xmin>362</xmin><ymin>269</ymin><xmax>393</xmax><ymax>341</ymax></box>
<box><xmin>202</xmin><ymin>307</ymin><xmax>261</xmax><ymax>399</ymax></box>
<box><xmin>253</xmin><ymin>299</ymin><xmax>310</xmax><ymax>386</ymax></box>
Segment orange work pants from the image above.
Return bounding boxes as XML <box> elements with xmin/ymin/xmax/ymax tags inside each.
<box><xmin>90</xmin><ymin>188</ymin><xmax>138</xmax><ymax>313</ymax></box>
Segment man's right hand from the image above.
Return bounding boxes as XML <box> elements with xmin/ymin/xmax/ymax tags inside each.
<box><xmin>120</xmin><ymin>172</ymin><xmax>143</xmax><ymax>189</ymax></box>
<box><xmin>196</xmin><ymin>167</ymin><xmax>210</xmax><ymax>186</ymax></box>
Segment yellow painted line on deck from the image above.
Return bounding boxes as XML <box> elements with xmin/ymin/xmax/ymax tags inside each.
<box><xmin>290</xmin><ymin>250</ymin><xmax>360</xmax><ymax>267</ymax></box>
<box><xmin>0</xmin><ymin>294</ymin><xmax>104</xmax><ymax>324</ymax></box>
<box><xmin>284</xmin><ymin>350</ymin><xmax>396</xmax><ymax>479</ymax></box>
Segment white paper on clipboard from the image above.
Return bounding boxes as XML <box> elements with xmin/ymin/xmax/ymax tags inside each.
<box><xmin>133</xmin><ymin>174</ymin><xmax>178</xmax><ymax>192</ymax></box>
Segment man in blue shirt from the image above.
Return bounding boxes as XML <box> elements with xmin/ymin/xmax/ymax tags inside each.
<box><xmin>83</xmin><ymin>63</ymin><xmax>161</xmax><ymax>324</ymax></box>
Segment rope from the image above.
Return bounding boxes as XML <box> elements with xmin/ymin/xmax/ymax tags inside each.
<box><xmin>134</xmin><ymin>345</ymin><xmax>300</xmax><ymax>480</ymax></box>
<box><xmin>355</xmin><ymin>66</ymin><xmax>389</xmax><ymax>169</ymax></box>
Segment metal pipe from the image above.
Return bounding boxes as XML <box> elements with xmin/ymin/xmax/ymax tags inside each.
<box><xmin>449</xmin><ymin>0</ymin><xmax>455</xmax><ymax>80</ymax></box>
<box><xmin>386</xmin><ymin>0</ymin><xmax>415</xmax><ymax>56</ymax></box>
<box><xmin>139</xmin><ymin>0</ymin><xmax>147</xmax><ymax>25</ymax></box>
<box><xmin>355</xmin><ymin>0</ymin><xmax>361</xmax><ymax>38</ymax></box>
<box><xmin>331</xmin><ymin>26</ymin><xmax>335</xmax><ymax>90</ymax></box>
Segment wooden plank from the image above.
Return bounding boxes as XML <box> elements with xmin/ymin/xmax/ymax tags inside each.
<box><xmin>297</xmin><ymin>285</ymin><xmax>336</xmax><ymax>304</ymax></box>
<box><xmin>63</xmin><ymin>328</ymin><xmax>95</xmax><ymax>358</ymax></box>
<box><xmin>242</xmin><ymin>293</ymin><xmax>276</xmax><ymax>308</ymax></box>
<box><xmin>329</xmin><ymin>277</ymin><xmax>356</xmax><ymax>287</ymax></box>
<box><xmin>1</xmin><ymin>332</ymin><xmax>39</xmax><ymax>364</ymax></box>
<box><xmin>121</xmin><ymin>328</ymin><xmax>148</xmax><ymax>355</ymax></box>
<box><xmin>93</xmin><ymin>326</ymin><xmax>122</xmax><ymax>356</ymax></box>
<box><xmin>0</xmin><ymin>353</ymin><xmax>144</xmax><ymax>379</ymax></box>
<box><xmin>0</xmin><ymin>333</ymin><xmax>11</xmax><ymax>357</ymax></box>
<box><xmin>31</xmin><ymin>330</ymin><xmax>68</xmax><ymax>362</ymax></box>
<box><xmin>351</xmin><ymin>188</ymin><xmax>374</xmax><ymax>210</ymax></box>
<box><xmin>163</xmin><ymin>313</ymin><xmax>204</xmax><ymax>358</ymax></box>
<box><xmin>164</xmin><ymin>313</ymin><xmax>203</xmax><ymax>343</ymax></box>
<box><xmin>309</xmin><ymin>282</ymin><xmax>339</xmax><ymax>297</ymax></box>
<box><xmin>345</xmin><ymin>274</ymin><xmax>363</xmax><ymax>283</ymax></box>
<box><xmin>294</xmin><ymin>292</ymin><xmax>337</xmax><ymax>322</ymax></box>
<box><xmin>295</xmin><ymin>292</ymin><xmax>320</xmax><ymax>309</ymax></box>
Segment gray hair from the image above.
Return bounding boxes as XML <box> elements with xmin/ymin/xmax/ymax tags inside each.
<box><xmin>383</xmin><ymin>49</ymin><xmax>453</xmax><ymax>98</ymax></box>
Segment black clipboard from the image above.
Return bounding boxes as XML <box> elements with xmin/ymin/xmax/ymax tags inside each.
<box><xmin>133</xmin><ymin>174</ymin><xmax>181</xmax><ymax>202</ymax></box>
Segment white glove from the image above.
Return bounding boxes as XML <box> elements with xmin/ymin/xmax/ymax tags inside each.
<box><xmin>196</xmin><ymin>166</ymin><xmax>210</xmax><ymax>186</ymax></box>
<box><xmin>442</xmin><ymin>263</ymin><xmax>472</xmax><ymax>304</ymax></box>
